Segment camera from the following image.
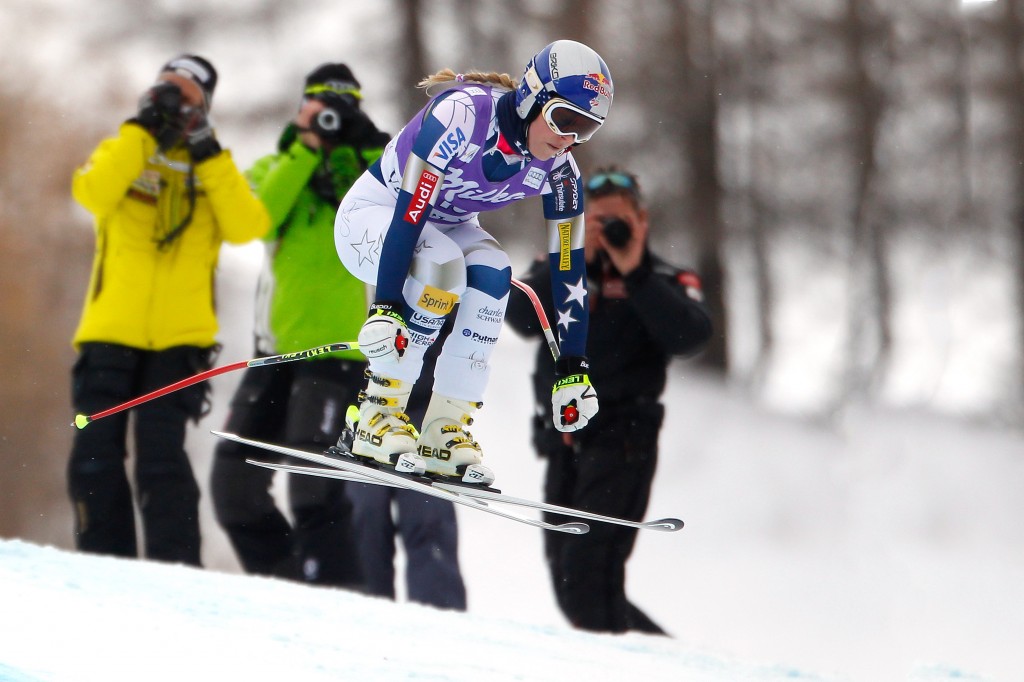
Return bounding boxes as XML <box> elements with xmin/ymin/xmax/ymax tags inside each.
<box><xmin>313</xmin><ymin>107</ymin><xmax>343</xmax><ymax>136</ymax></box>
<box><xmin>138</xmin><ymin>82</ymin><xmax>188</xmax><ymax>151</ymax></box>
<box><xmin>600</xmin><ymin>217</ymin><xmax>632</xmax><ymax>248</ymax></box>
<box><xmin>150</xmin><ymin>82</ymin><xmax>184</xmax><ymax>113</ymax></box>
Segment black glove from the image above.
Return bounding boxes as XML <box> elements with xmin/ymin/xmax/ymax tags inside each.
<box><xmin>337</xmin><ymin>107</ymin><xmax>384</xmax><ymax>147</ymax></box>
<box><xmin>182</xmin><ymin>108</ymin><xmax>222</xmax><ymax>163</ymax></box>
<box><xmin>309</xmin><ymin>93</ymin><xmax>383</xmax><ymax>149</ymax></box>
<box><xmin>136</xmin><ymin>82</ymin><xmax>185</xmax><ymax>151</ymax></box>
<box><xmin>555</xmin><ymin>355</ymin><xmax>591</xmax><ymax>378</ymax></box>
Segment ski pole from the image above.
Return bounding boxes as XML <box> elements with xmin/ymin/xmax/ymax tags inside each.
<box><xmin>73</xmin><ymin>341</ymin><xmax>359</xmax><ymax>429</ymax></box>
<box><xmin>511</xmin><ymin>278</ymin><xmax>560</xmax><ymax>362</ymax></box>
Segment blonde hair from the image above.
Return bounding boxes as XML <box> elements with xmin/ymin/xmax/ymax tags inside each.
<box><xmin>418</xmin><ymin>68</ymin><xmax>516</xmax><ymax>96</ymax></box>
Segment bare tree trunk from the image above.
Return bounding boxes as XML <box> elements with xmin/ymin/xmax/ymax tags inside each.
<box><xmin>564</xmin><ymin>0</ymin><xmax>594</xmax><ymax>42</ymax></box>
<box><xmin>678</xmin><ymin>0</ymin><xmax>729</xmax><ymax>371</ymax></box>
<box><xmin>745</xmin><ymin>0</ymin><xmax>776</xmax><ymax>386</ymax></box>
<box><xmin>397</xmin><ymin>0</ymin><xmax>429</xmax><ymax>121</ymax></box>
<box><xmin>999</xmin><ymin>0</ymin><xmax>1024</xmax><ymax>396</ymax></box>
<box><xmin>841</xmin><ymin>0</ymin><xmax>893</xmax><ymax>399</ymax></box>
<box><xmin>0</xmin><ymin>94</ymin><xmax>94</xmax><ymax>545</ymax></box>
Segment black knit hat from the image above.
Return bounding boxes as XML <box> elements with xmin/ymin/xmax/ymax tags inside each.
<box><xmin>303</xmin><ymin>62</ymin><xmax>362</xmax><ymax>103</ymax></box>
<box><xmin>159</xmin><ymin>54</ymin><xmax>218</xmax><ymax>108</ymax></box>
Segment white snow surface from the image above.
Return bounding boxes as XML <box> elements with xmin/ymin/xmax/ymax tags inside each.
<box><xmin>0</xmin><ymin>539</ymin><xmax>825</xmax><ymax>682</ymax></box>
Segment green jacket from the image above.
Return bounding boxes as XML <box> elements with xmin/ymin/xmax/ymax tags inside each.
<box><xmin>248</xmin><ymin>136</ymin><xmax>383</xmax><ymax>361</ymax></box>
<box><xmin>72</xmin><ymin>122</ymin><xmax>270</xmax><ymax>350</ymax></box>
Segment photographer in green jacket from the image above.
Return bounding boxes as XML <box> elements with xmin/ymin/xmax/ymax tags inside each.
<box><xmin>210</xmin><ymin>63</ymin><xmax>388</xmax><ymax>585</ymax></box>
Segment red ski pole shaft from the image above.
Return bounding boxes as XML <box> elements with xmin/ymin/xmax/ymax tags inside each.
<box><xmin>511</xmin><ymin>278</ymin><xmax>560</xmax><ymax>362</ymax></box>
<box><xmin>73</xmin><ymin>341</ymin><xmax>359</xmax><ymax>429</ymax></box>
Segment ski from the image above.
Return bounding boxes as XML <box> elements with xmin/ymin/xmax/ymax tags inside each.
<box><xmin>246</xmin><ymin>459</ymin><xmax>400</xmax><ymax>487</ymax></box>
<box><xmin>431</xmin><ymin>482</ymin><xmax>684</xmax><ymax>532</ymax></box>
<box><xmin>213</xmin><ymin>431</ymin><xmax>589</xmax><ymax>535</ymax></box>
<box><xmin>253</xmin><ymin>458</ymin><xmax>683</xmax><ymax>532</ymax></box>
<box><xmin>231</xmin><ymin>433</ymin><xmax>682</xmax><ymax>533</ymax></box>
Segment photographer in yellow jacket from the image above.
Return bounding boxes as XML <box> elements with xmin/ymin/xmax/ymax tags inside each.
<box><xmin>68</xmin><ymin>55</ymin><xmax>269</xmax><ymax>566</ymax></box>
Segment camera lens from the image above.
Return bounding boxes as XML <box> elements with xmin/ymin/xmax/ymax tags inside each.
<box><xmin>316</xmin><ymin>108</ymin><xmax>341</xmax><ymax>132</ymax></box>
<box><xmin>601</xmin><ymin>218</ymin><xmax>631</xmax><ymax>248</ymax></box>
<box><xmin>154</xmin><ymin>83</ymin><xmax>183</xmax><ymax>111</ymax></box>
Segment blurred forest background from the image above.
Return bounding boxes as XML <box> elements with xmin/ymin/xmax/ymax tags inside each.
<box><xmin>1</xmin><ymin>0</ymin><xmax>1021</xmax><ymax>550</ymax></box>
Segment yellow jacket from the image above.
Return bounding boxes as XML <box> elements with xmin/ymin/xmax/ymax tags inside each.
<box><xmin>72</xmin><ymin>122</ymin><xmax>269</xmax><ymax>350</ymax></box>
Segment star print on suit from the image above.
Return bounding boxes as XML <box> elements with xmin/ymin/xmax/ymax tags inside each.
<box><xmin>350</xmin><ymin>229</ymin><xmax>382</xmax><ymax>267</ymax></box>
<box><xmin>557</xmin><ymin>275</ymin><xmax>587</xmax><ymax>338</ymax></box>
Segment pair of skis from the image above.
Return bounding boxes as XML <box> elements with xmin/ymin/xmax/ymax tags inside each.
<box><xmin>213</xmin><ymin>431</ymin><xmax>683</xmax><ymax>536</ymax></box>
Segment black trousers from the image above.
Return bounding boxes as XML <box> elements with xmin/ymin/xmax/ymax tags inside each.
<box><xmin>541</xmin><ymin>402</ymin><xmax>667</xmax><ymax>635</ymax></box>
<box><xmin>209</xmin><ymin>358</ymin><xmax>364</xmax><ymax>588</ymax></box>
<box><xmin>68</xmin><ymin>342</ymin><xmax>211</xmax><ymax>565</ymax></box>
<box><xmin>346</xmin><ymin>482</ymin><xmax>466</xmax><ymax>609</ymax></box>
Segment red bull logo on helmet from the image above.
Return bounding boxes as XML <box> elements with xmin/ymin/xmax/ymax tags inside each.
<box><xmin>583</xmin><ymin>73</ymin><xmax>612</xmax><ymax>100</ymax></box>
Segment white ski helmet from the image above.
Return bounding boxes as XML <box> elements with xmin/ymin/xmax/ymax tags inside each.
<box><xmin>514</xmin><ymin>40</ymin><xmax>613</xmax><ymax>143</ymax></box>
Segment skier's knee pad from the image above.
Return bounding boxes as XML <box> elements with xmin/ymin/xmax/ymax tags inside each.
<box><xmin>464</xmin><ymin>239</ymin><xmax>512</xmax><ymax>301</ymax></box>
<box><xmin>404</xmin><ymin>246</ymin><xmax>465</xmax><ymax>322</ymax></box>
<box><xmin>432</xmin><ymin>352</ymin><xmax>492</xmax><ymax>402</ymax></box>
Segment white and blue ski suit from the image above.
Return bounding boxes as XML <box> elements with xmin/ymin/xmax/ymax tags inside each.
<box><xmin>334</xmin><ymin>83</ymin><xmax>590</xmax><ymax>401</ymax></box>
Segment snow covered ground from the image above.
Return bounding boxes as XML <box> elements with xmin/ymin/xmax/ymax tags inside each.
<box><xmin>0</xmin><ymin>539</ymin><xmax>835</xmax><ymax>682</ymax></box>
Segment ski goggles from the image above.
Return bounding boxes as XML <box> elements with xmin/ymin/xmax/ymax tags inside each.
<box><xmin>304</xmin><ymin>82</ymin><xmax>362</xmax><ymax>106</ymax></box>
<box><xmin>541</xmin><ymin>98</ymin><xmax>604</xmax><ymax>144</ymax></box>
<box><xmin>586</xmin><ymin>171</ymin><xmax>640</xmax><ymax>199</ymax></box>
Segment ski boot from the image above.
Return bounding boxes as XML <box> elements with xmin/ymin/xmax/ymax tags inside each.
<box><xmin>415</xmin><ymin>393</ymin><xmax>494</xmax><ymax>486</ymax></box>
<box><xmin>349</xmin><ymin>370</ymin><xmax>422</xmax><ymax>473</ymax></box>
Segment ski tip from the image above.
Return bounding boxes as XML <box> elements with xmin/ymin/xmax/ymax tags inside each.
<box><xmin>73</xmin><ymin>414</ymin><xmax>90</xmax><ymax>430</ymax></box>
<box><xmin>560</xmin><ymin>522</ymin><xmax>590</xmax><ymax>535</ymax></box>
<box><xmin>212</xmin><ymin>430</ymin><xmax>256</xmax><ymax>447</ymax></box>
<box><xmin>643</xmin><ymin>518</ymin><xmax>685</xmax><ymax>532</ymax></box>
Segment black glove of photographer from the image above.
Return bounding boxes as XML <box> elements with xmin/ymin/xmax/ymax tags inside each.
<box><xmin>337</xmin><ymin>107</ymin><xmax>384</xmax><ymax>147</ymax></box>
<box><xmin>183</xmin><ymin>109</ymin><xmax>222</xmax><ymax>163</ymax></box>
<box><xmin>309</xmin><ymin>93</ymin><xmax>384</xmax><ymax>149</ymax></box>
<box><xmin>136</xmin><ymin>82</ymin><xmax>185</xmax><ymax>151</ymax></box>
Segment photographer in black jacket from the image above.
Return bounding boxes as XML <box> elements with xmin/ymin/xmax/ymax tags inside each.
<box><xmin>505</xmin><ymin>167</ymin><xmax>712</xmax><ymax>634</ymax></box>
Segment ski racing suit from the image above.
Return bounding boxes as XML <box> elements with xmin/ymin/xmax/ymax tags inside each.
<box><xmin>334</xmin><ymin>84</ymin><xmax>590</xmax><ymax>402</ymax></box>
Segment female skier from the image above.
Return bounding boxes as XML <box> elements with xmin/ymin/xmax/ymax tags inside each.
<box><xmin>334</xmin><ymin>40</ymin><xmax>612</xmax><ymax>486</ymax></box>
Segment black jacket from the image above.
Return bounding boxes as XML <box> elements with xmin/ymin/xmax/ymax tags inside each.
<box><xmin>505</xmin><ymin>249</ymin><xmax>712</xmax><ymax>411</ymax></box>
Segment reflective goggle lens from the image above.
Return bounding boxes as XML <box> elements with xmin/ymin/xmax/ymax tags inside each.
<box><xmin>542</xmin><ymin>99</ymin><xmax>603</xmax><ymax>143</ymax></box>
<box><xmin>585</xmin><ymin>172</ymin><xmax>636</xmax><ymax>193</ymax></box>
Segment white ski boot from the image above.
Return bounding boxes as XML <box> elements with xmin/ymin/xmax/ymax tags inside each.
<box><xmin>416</xmin><ymin>393</ymin><xmax>494</xmax><ymax>486</ymax></box>
<box><xmin>350</xmin><ymin>371</ymin><xmax>421</xmax><ymax>472</ymax></box>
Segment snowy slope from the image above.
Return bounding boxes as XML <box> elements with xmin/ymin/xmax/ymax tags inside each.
<box><xmin>1</xmin><ymin>539</ymin><xmax>832</xmax><ymax>682</ymax></box>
